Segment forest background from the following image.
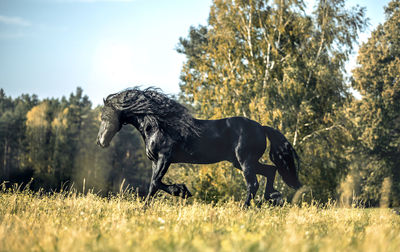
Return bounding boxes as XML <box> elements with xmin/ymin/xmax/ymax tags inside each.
<box><xmin>1</xmin><ymin>0</ymin><xmax>399</xmax><ymax>207</ymax></box>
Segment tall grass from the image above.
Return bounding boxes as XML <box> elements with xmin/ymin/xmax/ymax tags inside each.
<box><xmin>1</xmin><ymin>185</ymin><xmax>399</xmax><ymax>252</ymax></box>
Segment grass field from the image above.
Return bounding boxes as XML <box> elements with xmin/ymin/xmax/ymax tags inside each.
<box><xmin>1</xmin><ymin>187</ymin><xmax>400</xmax><ymax>252</ymax></box>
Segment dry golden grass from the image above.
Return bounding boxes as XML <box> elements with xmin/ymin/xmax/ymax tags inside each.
<box><xmin>1</xmin><ymin>187</ymin><xmax>400</xmax><ymax>252</ymax></box>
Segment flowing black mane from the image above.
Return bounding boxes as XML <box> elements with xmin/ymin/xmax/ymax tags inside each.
<box><xmin>104</xmin><ymin>87</ymin><xmax>200</xmax><ymax>140</ymax></box>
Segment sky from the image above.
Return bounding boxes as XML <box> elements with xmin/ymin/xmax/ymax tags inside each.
<box><xmin>0</xmin><ymin>0</ymin><xmax>392</xmax><ymax>106</ymax></box>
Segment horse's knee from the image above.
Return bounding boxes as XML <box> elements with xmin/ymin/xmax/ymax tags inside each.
<box><xmin>150</xmin><ymin>180</ymin><xmax>161</xmax><ymax>188</ymax></box>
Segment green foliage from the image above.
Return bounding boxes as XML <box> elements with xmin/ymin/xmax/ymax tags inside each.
<box><xmin>351</xmin><ymin>0</ymin><xmax>400</xmax><ymax>206</ymax></box>
<box><xmin>177</xmin><ymin>0</ymin><xmax>367</xmax><ymax>202</ymax></box>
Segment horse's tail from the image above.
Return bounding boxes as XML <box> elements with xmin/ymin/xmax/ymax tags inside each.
<box><xmin>263</xmin><ymin>126</ymin><xmax>302</xmax><ymax>190</ymax></box>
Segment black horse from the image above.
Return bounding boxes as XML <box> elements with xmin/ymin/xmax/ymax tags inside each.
<box><xmin>97</xmin><ymin>88</ymin><xmax>302</xmax><ymax>206</ymax></box>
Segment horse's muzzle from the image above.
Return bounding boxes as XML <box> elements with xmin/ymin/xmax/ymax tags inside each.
<box><xmin>96</xmin><ymin>137</ymin><xmax>109</xmax><ymax>148</ymax></box>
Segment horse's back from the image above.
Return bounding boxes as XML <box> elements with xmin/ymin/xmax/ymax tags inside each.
<box><xmin>197</xmin><ymin>116</ymin><xmax>264</xmax><ymax>141</ymax></box>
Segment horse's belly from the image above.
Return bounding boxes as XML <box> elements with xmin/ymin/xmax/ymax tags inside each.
<box><xmin>172</xmin><ymin>139</ymin><xmax>233</xmax><ymax>164</ymax></box>
<box><xmin>176</xmin><ymin>156</ymin><xmax>226</xmax><ymax>165</ymax></box>
<box><xmin>184</xmin><ymin>154</ymin><xmax>226</xmax><ymax>164</ymax></box>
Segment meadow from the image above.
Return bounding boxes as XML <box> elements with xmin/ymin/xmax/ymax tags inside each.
<box><xmin>1</xmin><ymin>186</ymin><xmax>400</xmax><ymax>252</ymax></box>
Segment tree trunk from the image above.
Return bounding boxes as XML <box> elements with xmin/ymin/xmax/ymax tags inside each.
<box><xmin>3</xmin><ymin>138</ymin><xmax>9</xmax><ymax>180</ymax></box>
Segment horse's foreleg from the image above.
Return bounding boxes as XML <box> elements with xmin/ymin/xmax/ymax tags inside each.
<box><xmin>233</xmin><ymin>156</ymin><xmax>259</xmax><ymax>206</ymax></box>
<box><xmin>145</xmin><ymin>157</ymin><xmax>171</xmax><ymax>203</ymax></box>
<box><xmin>146</xmin><ymin>157</ymin><xmax>192</xmax><ymax>203</ymax></box>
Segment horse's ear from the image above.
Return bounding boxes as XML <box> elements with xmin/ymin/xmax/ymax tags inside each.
<box><xmin>103</xmin><ymin>98</ymin><xmax>107</xmax><ymax>105</ymax></box>
<box><xmin>112</xmin><ymin>103</ymin><xmax>123</xmax><ymax>111</ymax></box>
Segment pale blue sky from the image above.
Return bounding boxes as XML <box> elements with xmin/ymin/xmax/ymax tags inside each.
<box><xmin>0</xmin><ymin>0</ymin><xmax>391</xmax><ymax>106</ymax></box>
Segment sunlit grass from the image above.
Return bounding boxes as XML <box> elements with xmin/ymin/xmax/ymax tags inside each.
<box><xmin>1</xmin><ymin>186</ymin><xmax>400</xmax><ymax>252</ymax></box>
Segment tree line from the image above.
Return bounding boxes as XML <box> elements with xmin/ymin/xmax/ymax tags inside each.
<box><xmin>1</xmin><ymin>0</ymin><xmax>399</xmax><ymax>206</ymax></box>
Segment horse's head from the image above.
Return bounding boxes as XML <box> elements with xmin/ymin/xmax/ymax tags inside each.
<box><xmin>97</xmin><ymin>100</ymin><xmax>122</xmax><ymax>148</ymax></box>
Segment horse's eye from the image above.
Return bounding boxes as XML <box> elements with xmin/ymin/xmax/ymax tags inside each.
<box><xmin>145</xmin><ymin>124</ymin><xmax>152</xmax><ymax>133</ymax></box>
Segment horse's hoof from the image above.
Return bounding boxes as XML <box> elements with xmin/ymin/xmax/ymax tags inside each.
<box><xmin>175</xmin><ymin>184</ymin><xmax>192</xmax><ymax>198</ymax></box>
<box><xmin>241</xmin><ymin>203</ymin><xmax>250</xmax><ymax>209</ymax></box>
<box><xmin>264</xmin><ymin>191</ymin><xmax>281</xmax><ymax>200</ymax></box>
<box><xmin>142</xmin><ymin>200</ymin><xmax>152</xmax><ymax>210</ymax></box>
<box><xmin>269</xmin><ymin>191</ymin><xmax>282</xmax><ymax>199</ymax></box>
<box><xmin>265</xmin><ymin>191</ymin><xmax>284</xmax><ymax>206</ymax></box>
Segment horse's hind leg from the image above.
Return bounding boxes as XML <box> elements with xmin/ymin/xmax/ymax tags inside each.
<box><xmin>233</xmin><ymin>156</ymin><xmax>259</xmax><ymax>206</ymax></box>
<box><xmin>255</xmin><ymin>163</ymin><xmax>282</xmax><ymax>203</ymax></box>
<box><xmin>243</xmin><ymin>163</ymin><xmax>259</xmax><ymax>207</ymax></box>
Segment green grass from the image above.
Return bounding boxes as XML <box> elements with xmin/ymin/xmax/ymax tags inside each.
<box><xmin>1</xmin><ymin>188</ymin><xmax>400</xmax><ymax>252</ymax></box>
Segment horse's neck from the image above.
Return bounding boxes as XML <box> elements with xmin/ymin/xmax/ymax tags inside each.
<box><xmin>123</xmin><ymin>114</ymin><xmax>143</xmax><ymax>132</ymax></box>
